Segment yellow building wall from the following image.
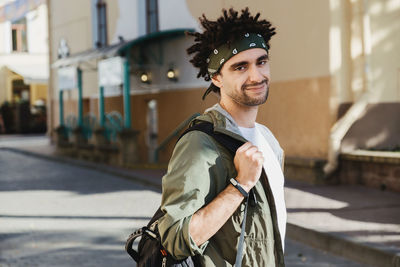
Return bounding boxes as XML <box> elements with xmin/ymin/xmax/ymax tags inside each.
<box><xmin>7</xmin><ymin>71</ymin><xmax>24</xmax><ymax>103</ymax></box>
<box><xmin>0</xmin><ymin>67</ymin><xmax>8</xmax><ymax>104</ymax></box>
<box><xmin>260</xmin><ymin>76</ymin><xmax>332</xmax><ymax>158</ymax></box>
<box><xmin>1</xmin><ymin>68</ymin><xmax>47</xmax><ymax>105</ymax></box>
<box><xmin>30</xmin><ymin>84</ymin><xmax>48</xmax><ymax>104</ymax></box>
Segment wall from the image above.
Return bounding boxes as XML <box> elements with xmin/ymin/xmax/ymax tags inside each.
<box><xmin>26</xmin><ymin>4</ymin><xmax>48</xmax><ymax>54</ymax></box>
<box><xmin>339</xmin><ymin>0</ymin><xmax>400</xmax><ymax>152</ymax></box>
<box><xmin>342</xmin><ymin>103</ymin><xmax>400</xmax><ymax>151</ymax></box>
<box><xmin>367</xmin><ymin>0</ymin><xmax>400</xmax><ymax>102</ymax></box>
<box><xmin>127</xmin><ymin>37</ymin><xmax>209</xmax><ymax>93</ymax></box>
<box><xmin>159</xmin><ymin>0</ymin><xmax>199</xmax><ymax>31</ymax></box>
<box><xmin>0</xmin><ymin>20</ymin><xmax>11</xmax><ymax>53</ymax></box>
<box><xmin>53</xmin><ymin>88</ymin><xmax>218</xmax><ymax>162</ymax></box>
<box><xmin>0</xmin><ymin>67</ymin><xmax>8</xmax><ymax>103</ymax></box>
<box><xmin>50</xmin><ymin>0</ymin><xmax>92</xmax><ymax>57</ymax></box>
<box><xmin>260</xmin><ymin>76</ymin><xmax>332</xmax><ymax>158</ymax></box>
<box><xmin>107</xmin><ymin>0</ymin><xmax>143</xmax><ymax>44</ymax></box>
<box><xmin>30</xmin><ymin>84</ymin><xmax>47</xmax><ymax>104</ymax></box>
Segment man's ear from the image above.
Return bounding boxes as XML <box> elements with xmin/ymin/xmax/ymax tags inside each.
<box><xmin>211</xmin><ymin>74</ymin><xmax>223</xmax><ymax>89</ymax></box>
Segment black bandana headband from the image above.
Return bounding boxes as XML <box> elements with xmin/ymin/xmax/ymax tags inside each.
<box><xmin>207</xmin><ymin>32</ymin><xmax>268</xmax><ymax>76</ymax></box>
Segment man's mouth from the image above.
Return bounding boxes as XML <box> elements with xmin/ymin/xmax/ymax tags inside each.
<box><xmin>242</xmin><ymin>80</ymin><xmax>268</xmax><ymax>91</ymax></box>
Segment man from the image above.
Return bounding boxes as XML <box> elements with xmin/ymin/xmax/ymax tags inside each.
<box><xmin>158</xmin><ymin>8</ymin><xmax>286</xmax><ymax>267</ymax></box>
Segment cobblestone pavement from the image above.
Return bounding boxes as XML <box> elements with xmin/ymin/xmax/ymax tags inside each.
<box><xmin>0</xmin><ymin>148</ymin><xmax>368</xmax><ymax>266</ymax></box>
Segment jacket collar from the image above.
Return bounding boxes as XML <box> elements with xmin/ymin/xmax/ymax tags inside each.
<box><xmin>196</xmin><ymin>103</ymin><xmax>283</xmax><ymax>166</ymax></box>
<box><xmin>195</xmin><ymin>103</ymin><xmax>247</xmax><ymax>143</ymax></box>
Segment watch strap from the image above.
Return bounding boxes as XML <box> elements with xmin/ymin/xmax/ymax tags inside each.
<box><xmin>230</xmin><ymin>178</ymin><xmax>249</xmax><ymax>198</ymax></box>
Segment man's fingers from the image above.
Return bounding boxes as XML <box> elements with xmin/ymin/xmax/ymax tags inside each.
<box><xmin>254</xmin><ymin>151</ymin><xmax>263</xmax><ymax>158</ymax></box>
<box><xmin>252</xmin><ymin>151</ymin><xmax>264</xmax><ymax>162</ymax></box>
<box><xmin>237</xmin><ymin>142</ymin><xmax>253</xmax><ymax>152</ymax></box>
<box><xmin>238</xmin><ymin>142</ymin><xmax>260</xmax><ymax>155</ymax></box>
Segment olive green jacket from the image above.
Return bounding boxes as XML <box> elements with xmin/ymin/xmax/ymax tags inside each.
<box><xmin>158</xmin><ymin>104</ymin><xmax>285</xmax><ymax>267</ymax></box>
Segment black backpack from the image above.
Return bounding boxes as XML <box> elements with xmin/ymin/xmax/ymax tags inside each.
<box><xmin>125</xmin><ymin>206</ymin><xmax>197</xmax><ymax>266</ymax></box>
<box><xmin>125</xmin><ymin>121</ymin><xmax>246</xmax><ymax>267</ymax></box>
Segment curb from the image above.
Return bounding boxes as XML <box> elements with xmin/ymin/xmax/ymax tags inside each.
<box><xmin>286</xmin><ymin>223</ymin><xmax>400</xmax><ymax>267</ymax></box>
<box><xmin>1</xmin><ymin>147</ymin><xmax>162</xmax><ymax>190</ymax></box>
<box><xmin>3</xmin><ymin>147</ymin><xmax>399</xmax><ymax>266</ymax></box>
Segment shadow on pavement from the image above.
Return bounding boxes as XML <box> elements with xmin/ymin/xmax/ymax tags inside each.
<box><xmin>0</xmin><ymin>149</ymin><xmax>162</xmax><ymax>194</ymax></box>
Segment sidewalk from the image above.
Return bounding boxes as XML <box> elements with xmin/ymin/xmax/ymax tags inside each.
<box><xmin>2</xmin><ymin>138</ymin><xmax>400</xmax><ymax>267</ymax></box>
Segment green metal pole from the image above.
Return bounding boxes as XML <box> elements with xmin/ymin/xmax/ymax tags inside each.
<box><xmin>77</xmin><ymin>67</ymin><xmax>83</xmax><ymax>128</ymax></box>
<box><xmin>59</xmin><ymin>90</ymin><xmax>64</xmax><ymax>126</ymax></box>
<box><xmin>123</xmin><ymin>55</ymin><xmax>132</xmax><ymax>128</ymax></box>
<box><xmin>99</xmin><ymin>86</ymin><xmax>105</xmax><ymax>127</ymax></box>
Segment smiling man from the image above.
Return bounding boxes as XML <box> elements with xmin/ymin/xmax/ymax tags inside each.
<box><xmin>158</xmin><ymin>8</ymin><xmax>286</xmax><ymax>267</ymax></box>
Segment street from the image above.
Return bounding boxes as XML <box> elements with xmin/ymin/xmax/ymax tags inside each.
<box><xmin>0</xmin><ymin>148</ymin><xmax>367</xmax><ymax>266</ymax></box>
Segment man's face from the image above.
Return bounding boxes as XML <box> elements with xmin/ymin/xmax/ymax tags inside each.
<box><xmin>212</xmin><ymin>48</ymin><xmax>270</xmax><ymax>107</ymax></box>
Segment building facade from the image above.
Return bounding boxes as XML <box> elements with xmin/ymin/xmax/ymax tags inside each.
<box><xmin>0</xmin><ymin>0</ymin><xmax>48</xmax><ymax>133</ymax></box>
<box><xmin>47</xmin><ymin>0</ymin><xmax>400</xmax><ymax>184</ymax></box>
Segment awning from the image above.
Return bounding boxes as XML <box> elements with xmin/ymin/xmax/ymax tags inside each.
<box><xmin>5</xmin><ymin>64</ymin><xmax>48</xmax><ymax>84</ymax></box>
<box><xmin>117</xmin><ymin>28</ymin><xmax>194</xmax><ymax>55</ymax></box>
<box><xmin>52</xmin><ymin>28</ymin><xmax>195</xmax><ymax>69</ymax></box>
<box><xmin>51</xmin><ymin>41</ymin><xmax>125</xmax><ymax>68</ymax></box>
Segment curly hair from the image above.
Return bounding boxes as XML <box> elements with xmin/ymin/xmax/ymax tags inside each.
<box><xmin>187</xmin><ymin>7</ymin><xmax>276</xmax><ymax>84</ymax></box>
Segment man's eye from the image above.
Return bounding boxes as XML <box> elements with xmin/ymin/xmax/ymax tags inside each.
<box><xmin>235</xmin><ymin>66</ymin><xmax>246</xmax><ymax>71</ymax></box>
<box><xmin>258</xmin><ymin>60</ymin><xmax>268</xmax><ymax>65</ymax></box>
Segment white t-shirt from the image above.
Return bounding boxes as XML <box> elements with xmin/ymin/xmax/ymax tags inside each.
<box><xmin>239</xmin><ymin>123</ymin><xmax>287</xmax><ymax>250</ymax></box>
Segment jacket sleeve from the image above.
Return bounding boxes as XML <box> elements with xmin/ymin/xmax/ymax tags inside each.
<box><xmin>157</xmin><ymin>131</ymin><xmax>228</xmax><ymax>260</ymax></box>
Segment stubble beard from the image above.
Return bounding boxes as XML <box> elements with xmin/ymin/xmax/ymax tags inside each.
<box><xmin>230</xmin><ymin>80</ymin><xmax>269</xmax><ymax>107</ymax></box>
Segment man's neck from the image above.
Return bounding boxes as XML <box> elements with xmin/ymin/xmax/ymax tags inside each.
<box><xmin>219</xmin><ymin>100</ymin><xmax>258</xmax><ymax>128</ymax></box>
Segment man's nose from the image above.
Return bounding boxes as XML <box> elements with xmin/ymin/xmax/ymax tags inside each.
<box><xmin>248</xmin><ymin>65</ymin><xmax>266</xmax><ymax>83</ymax></box>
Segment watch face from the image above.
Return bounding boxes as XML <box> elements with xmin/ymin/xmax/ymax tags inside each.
<box><xmin>230</xmin><ymin>178</ymin><xmax>238</xmax><ymax>186</ymax></box>
<box><xmin>230</xmin><ymin>178</ymin><xmax>248</xmax><ymax>198</ymax></box>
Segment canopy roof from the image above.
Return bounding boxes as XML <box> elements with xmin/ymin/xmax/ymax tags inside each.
<box><xmin>52</xmin><ymin>28</ymin><xmax>194</xmax><ymax>69</ymax></box>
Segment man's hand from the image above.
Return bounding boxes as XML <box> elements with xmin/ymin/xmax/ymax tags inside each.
<box><xmin>234</xmin><ymin>142</ymin><xmax>264</xmax><ymax>192</ymax></box>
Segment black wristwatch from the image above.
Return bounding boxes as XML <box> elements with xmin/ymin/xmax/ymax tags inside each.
<box><xmin>230</xmin><ymin>178</ymin><xmax>249</xmax><ymax>198</ymax></box>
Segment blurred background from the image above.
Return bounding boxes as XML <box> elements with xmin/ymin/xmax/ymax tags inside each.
<box><xmin>0</xmin><ymin>0</ymin><xmax>399</xmax><ymax>266</ymax></box>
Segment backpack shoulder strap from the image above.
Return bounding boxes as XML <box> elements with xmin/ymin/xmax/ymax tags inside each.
<box><xmin>179</xmin><ymin>121</ymin><xmax>252</xmax><ymax>267</ymax></box>
<box><xmin>178</xmin><ymin>121</ymin><xmax>244</xmax><ymax>155</ymax></box>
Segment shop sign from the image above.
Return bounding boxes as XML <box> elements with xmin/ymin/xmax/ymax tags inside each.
<box><xmin>58</xmin><ymin>67</ymin><xmax>77</xmax><ymax>90</ymax></box>
<box><xmin>98</xmin><ymin>57</ymin><xmax>124</xmax><ymax>88</ymax></box>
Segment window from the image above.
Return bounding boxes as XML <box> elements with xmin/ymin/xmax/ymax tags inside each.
<box><xmin>11</xmin><ymin>18</ymin><xmax>27</xmax><ymax>52</ymax></box>
<box><xmin>146</xmin><ymin>0</ymin><xmax>158</xmax><ymax>34</ymax></box>
<box><xmin>95</xmin><ymin>0</ymin><xmax>108</xmax><ymax>48</ymax></box>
